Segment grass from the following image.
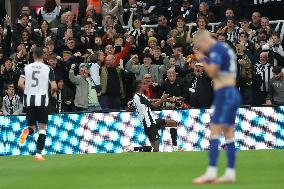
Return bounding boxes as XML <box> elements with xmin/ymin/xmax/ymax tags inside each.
<box><xmin>0</xmin><ymin>150</ymin><xmax>283</xmax><ymax>189</ymax></box>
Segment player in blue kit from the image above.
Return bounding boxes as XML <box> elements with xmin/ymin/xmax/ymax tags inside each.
<box><xmin>192</xmin><ymin>31</ymin><xmax>241</xmax><ymax>184</ymax></box>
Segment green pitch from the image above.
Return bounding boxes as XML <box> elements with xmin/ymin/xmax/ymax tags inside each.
<box><xmin>0</xmin><ymin>150</ymin><xmax>283</xmax><ymax>189</ymax></box>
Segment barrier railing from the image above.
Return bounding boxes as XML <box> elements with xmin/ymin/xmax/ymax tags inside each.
<box><xmin>0</xmin><ymin>107</ymin><xmax>283</xmax><ymax>156</ymax></box>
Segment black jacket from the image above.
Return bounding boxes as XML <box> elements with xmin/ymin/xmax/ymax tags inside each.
<box><xmin>159</xmin><ymin>77</ymin><xmax>185</xmax><ymax>98</ymax></box>
<box><xmin>184</xmin><ymin>73</ymin><xmax>213</xmax><ymax>108</ymax></box>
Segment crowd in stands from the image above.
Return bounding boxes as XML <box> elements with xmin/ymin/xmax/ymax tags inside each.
<box><xmin>0</xmin><ymin>0</ymin><xmax>284</xmax><ymax>115</ymax></box>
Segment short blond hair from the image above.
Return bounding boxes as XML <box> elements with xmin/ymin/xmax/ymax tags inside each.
<box><xmin>192</xmin><ymin>30</ymin><xmax>211</xmax><ymax>47</ymax></box>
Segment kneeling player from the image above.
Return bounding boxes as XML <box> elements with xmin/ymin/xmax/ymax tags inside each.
<box><xmin>132</xmin><ymin>80</ymin><xmax>177</xmax><ymax>152</ymax></box>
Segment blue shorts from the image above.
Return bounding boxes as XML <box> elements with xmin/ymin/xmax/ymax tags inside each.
<box><xmin>211</xmin><ymin>87</ymin><xmax>241</xmax><ymax>126</ymax></box>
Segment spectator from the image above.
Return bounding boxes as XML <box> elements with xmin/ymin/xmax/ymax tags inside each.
<box><xmin>98</xmin><ymin>14</ymin><xmax>124</xmax><ymax>36</ymax></box>
<box><xmin>169</xmin><ymin>16</ymin><xmax>188</xmax><ymax>45</ymax></box>
<box><xmin>1</xmin><ymin>83</ymin><xmax>23</xmax><ymax>115</ymax></box>
<box><xmin>217</xmin><ymin>7</ymin><xmax>236</xmax><ymax>29</ymax></box>
<box><xmin>254</xmin><ymin>51</ymin><xmax>274</xmax><ymax>104</ymax></box>
<box><xmin>12</xmin><ymin>14</ymin><xmax>32</xmax><ymax>46</ymax></box>
<box><xmin>156</xmin><ymin>15</ymin><xmax>171</xmax><ymax>42</ymax></box>
<box><xmin>152</xmin><ymin>46</ymin><xmax>168</xmax><ymax>65</ymax></box>
<box><xmin>187</xmin><ymin>16</ymin><xmax>210</xmax><ymax>43</ymax></box>
<box><xmin>80</xmin><ymin>21</ymin><xmax>96</xmax><ymax>50</ymax></box>
<box><xmin>184</xmin><ymin>62</ymin><xmax>213</xmax><ymax>108</ymax></box>
<box><xmin>0</xmin><ymin>58</ymin><xmax>20</xmax><ymax>90</ymax></box>
<box><xmin>100</xmin><ymin>55</ymin><xmax>125</xmax><ymax>110</ymax></box>
<box><xmin>172</xmin><ymin>43</ymin><xmax>186</xmax><ymax>68</ymax></box>
<box><xmin>143</xmin><ymin>73</ymin><xmax>159</xmax><ymax>99</ymax></box>
<box><xmin>0</xmin><ymin>16</ymin><xmax>12</xmax><ymax>57</ymax></box>
<box><xmin>249</xmin><ymin>11</ymin><xmax>261</xmax><ymax>31</ymax></box>
<box><xmin>237</xmin><ymin>65</ymin><xmax>262</xmax><ymax>105</ymax></box>
<box><xmin>128</xmin><ymin>11</ymin><xmax>143</xmax><ymax>40</ymax></box>
<box><xmin>85</xmin><ymin>4</ymin><xmax>103</xmax><ymax>27</ymax></box>
<box><xmin>102</xmin><ymin>0</ymin><xmax>125</xmax><ymax>26</ymax></box>
<box><xmin>49</xmin><ymin>79</ymin><xmax>75</xmax><ymax>113</ymax></box>
<box><xmin>162</xmin><ymin>35</ymin><xmax>176</xmax><ymax>56</ymax></box>
<box><xmin>38</xmin><ymin>0</ymin><xmax>61</xmax><ymax>28</ymax></box>
<box><xmin>217</xmin><ymin>17</ymin><xmax>242</xmax><ymax>44</ymax></box>
<box><xmin>181</xmin><ymin>0</ymin><xmax>199</xmax><ymax>23</ymax></box>
<box><xmin>57</xmin><ymin>11</ymin><xmax>82</xmax><ymax>41</ymax></box>
<box><xmin>93</xmin><ymin>35</ymin><xmax>104</xmax><ymax>51</ymax></box>
<box><xmin>123</xmin><ymin>0</ymin><xmax>143</xmax><ymax>23</ymax></box>
<box><xmin>160</xmin><ymin>68</ymin><xmax>184</xmax><ymax>99</ymax></box>
<box><xmin>197</xmin><ymin>2</ymin><xmax>215</xmax><ymax>23</ymax></box>
<box><xmin>47</xmin><ymin>54</ymin><xmax>65</xmax><ymax>80</ymax></box>
<box><xmin>240</xmin><ymin>18</ymin><xmax>254</xmax><ymax>40</ymax></box>
<box><xmin>126</xmin><ymin>53</ymin><xmax>166</xmax><ymax>84</ymax></box>
<box><xmin>69</xmin><ymin>63</ymin><xmax>101</xmax><ymax>112</ymax></box>
<box><xmin>238</xmin><ymin>31</ymin><xmax>254</xmax><ymax>60</ymax></box>
<box><xmin>235</xmin><ymin>42</ymin><xmax>252</xmax><ymax>77</ymax></box>
<box><xmin>32</xmin><ymin>20</ymin><xmax>56</xmax><ymax>47</ymax></box>
<box><xmin>141</xmin><ymin>0</ymin><xmax>157</xmax><ymax>25</ymax></box>
<box><xmin>19</xmin><ymin>6</ymin><xmax>38</xmax><ymax>29</ymax></box>
<box><xmin>12</xmin><ymin>43</ymin><xmax>30</xmax><ymax>70</ymax></box>
<box><xmin>258</xmin><ymin>17</ymin><xmax>272</xmax><ymax>36</ymax></box>
<box><xmin>262</xmin><ymin>32</ymin><xmax>284</xmax><ymax>67</ymax></box>
<box><xmin>266</xmin><ymin>66</ymin><xmax>284</xmax><ymax>105</ymax></box>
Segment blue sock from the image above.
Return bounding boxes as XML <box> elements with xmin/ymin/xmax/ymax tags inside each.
<box><xmin>209</xmin><ymin>139</ymin><xmax>219</xmax><ymax>167</ymax></box>
<box><xmin>226</xmin><ymin>141</ymin><xmax>236</xmax><ymax>169</ymax></box>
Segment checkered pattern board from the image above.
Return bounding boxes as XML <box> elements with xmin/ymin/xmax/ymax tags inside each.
<box><xmin>0</xmin><ymin>107</ymin><xmax>283</xmax><ymax>156</ymax></box>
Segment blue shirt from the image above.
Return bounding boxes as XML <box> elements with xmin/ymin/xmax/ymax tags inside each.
<box><xmin>208</xmin><ymin>42</ymin><xmax>237</xmax><ymax>77</ymax></box>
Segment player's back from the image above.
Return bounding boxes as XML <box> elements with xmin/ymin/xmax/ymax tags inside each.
<box><xmin>23</xmin><ymin>62</ymin><xmax>51</xmax><ymax>107</ymax></box>
<box><xmin>209</xmin><ymin>42</ymin><xmax>237</xmax><ymax>90</ymax></box>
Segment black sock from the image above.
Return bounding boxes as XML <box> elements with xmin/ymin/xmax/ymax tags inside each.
<box><xmin>28</xmin><ymin>127</ymin><xmax>35</xmax><ymax>135</ymax></box>
<box><xmin>36</xmin><ymin>134</ymin><xmax>46</xmax><ymax>154</ymax></box>
<box><xmin>170</xmin><ymin>128</ymin><xmax>177</xmax><ymax>146</ymax></box>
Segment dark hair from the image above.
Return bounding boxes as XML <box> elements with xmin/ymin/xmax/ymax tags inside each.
<box><xmin>20</xmin><ymin>13</ymin><xmax>29</xmax><ymax>19</ymax></box>
<box><xmin>270</xmin><ymin>32</ymin><xmax>280</xmax><ymax>38</ymax></box>
<box><xmin>43</xmin><ymin>0</ymin><xmax>57</xmax><ymax>13</ymax></box>
<box><xmin>239</xmin><ymin>31</ymin><xmax>249</xmax><ymax>38</ymax></box>
<box><xmin>40</xmin><ymin>20</ymin><xmax>50</xmax><ymax>31</ymax></box>
<box><xmin>196</xmin><ymin>16</ymin><xmax>208</xmax><ymax>27</ymax></box>
<box><xmin>133</xmin><ymin>80</ymin><xmax>143</xmax><ymax>92</ymax></box>
<box><xmin>33</xmin><ymin>47</ymin><xmax>44</xmax><ymax>59</ymax></box>
<box><xmin>217</xmin><ymin>33</ymin><xmax>227</xmax><ymax>38</ymax></box>
<box><xmin>83</xmin><ymin>21</ymin><xmax>93</xmax><ymax>26</ymax></box>
<box><xmin>143</xmin><ymin>53</ymin><xmax>153</xmax><ymax>59</ymax></box>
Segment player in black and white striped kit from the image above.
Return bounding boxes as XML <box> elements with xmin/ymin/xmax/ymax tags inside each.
<box><xmin>132</xmin><ymin>80</ymin><xmax>177</xmax><ymax>152</ymax></box>
<box><xmin>18</xmin><ymin>47</ymin><xmax>57</xmax><ymax>161</ymax></box>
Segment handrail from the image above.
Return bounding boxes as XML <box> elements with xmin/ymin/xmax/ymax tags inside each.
<box><xmin>5</xmin><ymin>20</ymin><xmax>284</xmax><ymax>34</ymax></box>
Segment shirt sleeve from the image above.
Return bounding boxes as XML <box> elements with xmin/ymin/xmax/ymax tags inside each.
<box><xmin>49</xmin><ymin>68</ymin><xmax>56</xmax><ymax>82</ymax></box>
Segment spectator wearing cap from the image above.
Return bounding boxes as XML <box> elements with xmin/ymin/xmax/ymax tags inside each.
<box><xmin>266</xmin><ymin>66</ymin><xmax>284</xmax><ymax>105</ymax></box>
<box><xmin>217</xmin><ymin>17</ymin><xmax>242</xmax><ymax>44</ymax></box>
<box><xmin>69</xmin><ymin>63</ymin><xmax>101</xmax><ymax>112</ymax></box>
<box><xmin>156</xmin><ymin>15</ymin><xmax>171</xmax><ymax>42</ymax></box>
<box><xmin>0</xmin><ymin>16</ymin><xmax>12</xmax><ymax>57</ymax></box>
<box><xmin>254</xmin><ymin>51</ymin><xmax>274</xmax><ymax>104</ymax></box>
<box><xmin>100</xmin><ymin>54</ymin><xmax>125</xmax><ymax>110</ymax></box>
<box><xmin>48</xmin><ymin>78</ymin><xmax>75</xmax><ymax>113</ymax></box>
<box><xmin>32</xmin><ymin>20</ymin><xmax>56</xmax><ymax>47</ymax></box>
<box><xmin>249</xmin><ymin>11</ymin><xmax>262</xmax><ymax>31</ymax></box>
<box><xmin>184</xmin><ymin>62</ymin><xmax>213</xmax><ymax>108</ymax></box>
<box><xmin>126</xmin><ymin>53</ymin><xmax>166</xmax><ymax>85</ymax></box>
<box><xmin>197</xmin><ymin>2</ymin><xmax>215</xmax><ymax>23</ymax></box>
<box><xmin>237</xmin><ymin>65</ymin><xmax>262</xmax><ymax>105</ymax></box>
